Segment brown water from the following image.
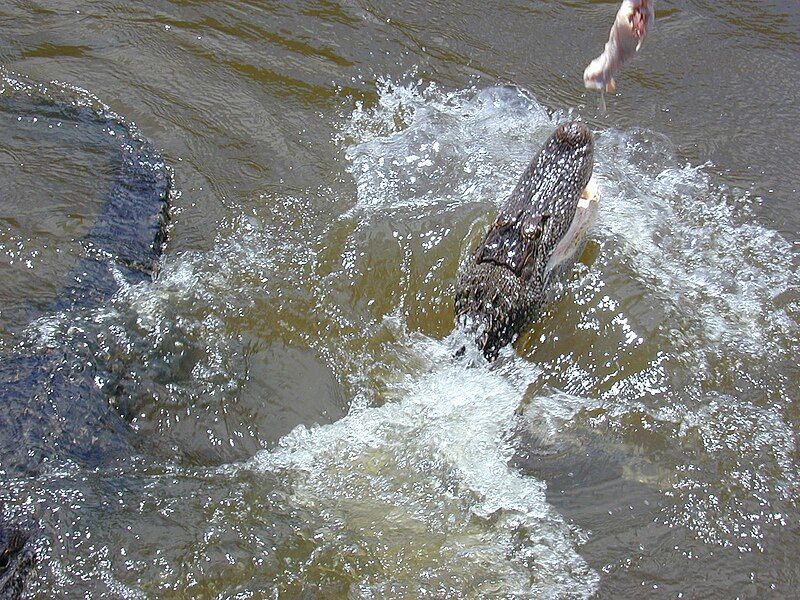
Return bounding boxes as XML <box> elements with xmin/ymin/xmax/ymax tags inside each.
<box><xmin>1</xmin><ymin>0</ymin><xmax>799</xmax><ymax>598</ymax></box>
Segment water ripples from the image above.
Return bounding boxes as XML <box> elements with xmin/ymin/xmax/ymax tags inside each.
<box><xmin>2</xmin><ymin>33</ymin><xmax>799</xmax><ymax>599</ymax></box>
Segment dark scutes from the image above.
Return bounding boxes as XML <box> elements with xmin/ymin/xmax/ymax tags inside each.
<box><xmin>0</xmin><ymin>76</ymin><xmax>171</xmax><ymax>477</ymax></box>
<box><xmin>455</xmin><ymin>121</ymin><xmax>594</xmax><ymax>360</ymax></box>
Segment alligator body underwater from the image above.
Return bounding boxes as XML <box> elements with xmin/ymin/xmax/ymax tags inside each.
<box><xmin>0</xmin><ymin>74</ymin><xmax>170</xmax><ymax>598</ymax></box>
<box><xmin>0</xmin><ymin>74</ymin><xmax>171</xmax><ymax>476</ymax></box>
<box><xmin>455</xmin><ymin>121</ymin><xmax>597</xmax><ymax>360</ymax></box>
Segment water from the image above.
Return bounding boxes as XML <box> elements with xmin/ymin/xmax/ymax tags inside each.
<box><xmin>1</xmin><ymin>1</ymin><xmax>799</xmax><ymax>597</ymax></box>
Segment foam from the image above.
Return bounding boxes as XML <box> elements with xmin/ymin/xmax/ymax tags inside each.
<box><xmin>593</xmin><ymin>129</ymin><xmax>798</xmax><ymax>360</ymax></box>
<box><xmin>246</xmin><ymin>326</ymin><xmax>599</xmax><ymax>597</ymax></box>
<box><xmin>343</xmin><ymin>78</ymin><xmax>555</xmax><ymax>217</ymax></box>
<box><xmin>230</xmin><ymin>78</ymin><xmax>799</xmax><ymax>592</ymax></box>
<box><xmin>113</xmin><ymin>213</ymin><xmax>279</xmax><ymax>394</ymax></box>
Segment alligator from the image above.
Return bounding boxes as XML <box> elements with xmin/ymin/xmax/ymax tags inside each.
<box><xmin>0</xmin><ymin>73</ymin><xmax>171</xmax><ymax>475</ymax></box>
<box><xmin>455</xmin><ymin>121</ymin><xmax>597</xmax><ymax>360</ymax></box>
<box><xmin>0</xmin><ymin>73</ymin><xmax>171</xmax><ymax>598</ymax></box>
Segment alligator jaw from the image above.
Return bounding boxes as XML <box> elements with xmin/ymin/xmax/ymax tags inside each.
<box><xmin>545</xmin><ymin>175</ymin><xmax>600</xmax><ymax>279</ymax></box>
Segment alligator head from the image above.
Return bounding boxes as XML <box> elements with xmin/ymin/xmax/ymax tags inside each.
<box><xmin>455</xmin><ymin>121</ymin><xmax>595</xmax><ymax>360</ymax></box>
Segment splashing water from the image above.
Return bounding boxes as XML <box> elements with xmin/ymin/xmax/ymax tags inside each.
<box><xmin>3</xmin><ymin>76</ymin><xmax>798</xmax><ymax>597</ymax></box>
<box><xmin>234</xmin><ymin>77</ymin><xmax>799</xmax><ymax>594</ymax></box>
<box><xmin>245</xmin><ymin>325</ymin><xmax>599</xmax><ymax>598</ymax></box>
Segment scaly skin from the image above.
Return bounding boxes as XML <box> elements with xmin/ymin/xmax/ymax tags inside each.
<box><xmin>455</xmin><ymin>121</ymin><xmax>595</xmax><ymax>360</ymax></box>
<box><xmin>0</xmin><ymin>75</ymin><xmax>172</xmax><ymax>476</ymax></box>
<box><xmin>0</xmin><ymin>72</ymin><xmax>172</xmax><ymax>599</ymax></box>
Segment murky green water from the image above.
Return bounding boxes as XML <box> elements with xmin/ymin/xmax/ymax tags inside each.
<box><xmin>1</xmin><ymin>1</ymin><xmax>799</xmax><ymax>597</ymax></box>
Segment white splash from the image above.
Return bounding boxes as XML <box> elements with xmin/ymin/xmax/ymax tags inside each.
<box><xmin>246</xmin><ymin>325</ymin><xmax>599</xmax><ymax>598</ymax></box>
<box><xmin>594</xmin><ymin>129</ymin><xmax>798</xmax><ymax>359</ymax></box>
<box><xmin>343</xmin><ymin>78</ymin><xmax>556</xmax><ymax>216</ymax></box>
<box><xmin>337</xmin><ymin>78</ymin><xmax>800</xmax><ymax>560</ymax></box>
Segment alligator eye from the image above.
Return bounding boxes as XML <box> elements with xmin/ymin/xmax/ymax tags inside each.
<box><xmin>0</xmin><ymin>550</ymin><xmax>9</xmax><ymax>571</ymax></box>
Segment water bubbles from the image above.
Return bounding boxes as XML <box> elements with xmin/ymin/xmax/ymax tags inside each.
<box><xmin>334</xmin><ymin>80</ymin><xmax>797</xmax><ymax>592</ymax></box>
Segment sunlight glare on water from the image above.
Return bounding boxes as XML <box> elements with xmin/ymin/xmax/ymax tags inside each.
<box><xmin>1</xmin><ymin>14</ymin><xmax>799</xmax><ymax>592</ymax></box>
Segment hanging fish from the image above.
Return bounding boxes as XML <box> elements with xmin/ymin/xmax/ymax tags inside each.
<box><xmin>584</xmin><ymin>0</ymin><xmax>655</xmax><ymax>93</ymax></box>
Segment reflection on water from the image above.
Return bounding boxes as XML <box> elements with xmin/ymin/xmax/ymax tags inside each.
<box><xmin>1</xmin><ymin>0</ymin><xmax>799</xmax><ymax>598</ymax></box>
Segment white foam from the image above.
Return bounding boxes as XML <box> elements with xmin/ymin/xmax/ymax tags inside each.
<box><xmin>230</xmin><ymin>78</ymin><xmax>800</xmax><ymax>594</ymax></box>
<box><xmin>594</xmin><ymin>130</ymin><xmax>798</xmax><ymax>358</ymax></box>
<box><xmin>108</xmin><ymin>213</ymin><xmax>280</xmax><ymax>399</ymax></box>
<box><xmin>337</xmin><ymin>79</ymin><xmax>800</xmax><ymax>560</ymax></box>
<box><xmin>343</xmin><ymin>78</ymin><xmax>554</xmax><ymax>216</ymax></box>
<box><xmin>246</xmin><ymin>325</ymin><xmax>598</xmax><ymax>597</ymax></box>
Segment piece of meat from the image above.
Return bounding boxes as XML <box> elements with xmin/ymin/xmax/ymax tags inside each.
<box><xmin>584</xmin><ymin>0</ymin><xmax>655</xmax><ymax>93</ymax></box>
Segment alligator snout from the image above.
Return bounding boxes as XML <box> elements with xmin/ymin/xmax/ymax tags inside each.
<box><xmin>455</xmin><ymin>121</ymin><xmax>595</xmax><ymax>360</ymax></box>
<box><xmin>555</xmin><ymin>120</ymin><xmax>593</xmax><ymax>147</ymax></box>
